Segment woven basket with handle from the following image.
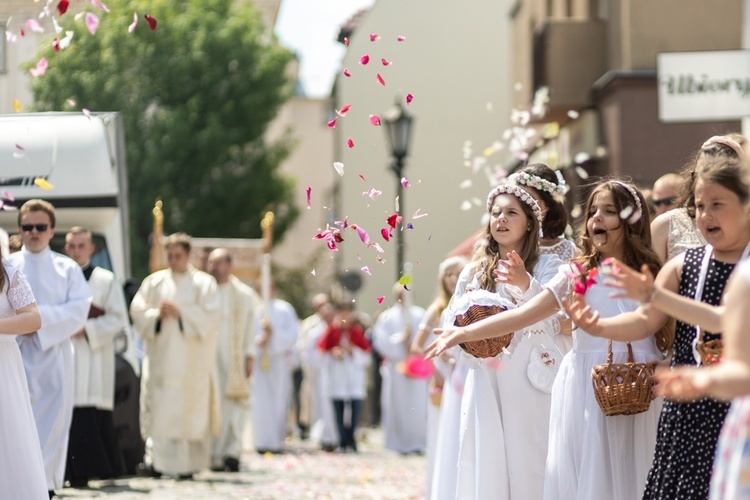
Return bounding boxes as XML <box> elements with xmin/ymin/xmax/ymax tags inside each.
<box><xmin>696</xmin><ymin>338</ymin><xmax>723</xmax><ymax>366</ymax></box>
<box><xmin>454</xmin><ymin>304</ymin><xmax>511</xmax><ymax>359</ymax></box>
<box><xmin>591</xmin><ymin>340</ymin><xmax>654</xmax><ymax>416</ymax></box>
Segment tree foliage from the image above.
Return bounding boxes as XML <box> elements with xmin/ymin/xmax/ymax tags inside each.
<box><xmin>28</xmin><ymin>0</ymin><xmax>298</xmax><ymax>278</ymax></box>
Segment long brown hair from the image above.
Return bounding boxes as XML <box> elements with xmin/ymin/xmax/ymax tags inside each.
<box><xmin>474</xmin><ymin>189</ymin><xmax>541</xmax><ymax>291</ymax></box>
<box><xmin>576</xmin><ymin>180</ymin><xmax>673</xmax><ymax>353</ymax></box>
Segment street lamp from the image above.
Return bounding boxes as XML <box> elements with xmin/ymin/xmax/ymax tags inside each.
<box><xmin>383</xmin><ymin>100</ymin><xmax>414</xmax><ymax>280</ymax></box>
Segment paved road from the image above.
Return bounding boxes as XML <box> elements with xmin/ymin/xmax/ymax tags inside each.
<box><xmin>56</xmin><ymin>429</ymin><xmax>427</xmax><ymax>499</ymax></box>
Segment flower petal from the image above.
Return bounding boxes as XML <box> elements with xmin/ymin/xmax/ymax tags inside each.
<box><xmin>305</xmin><ymin>187</ymin><xmax>311</xmax><ymax>209</ymax></box>
<box><xmin>336</xmin><ymin>104</ymin><xmax>351</xmax><ymax>117</ymax></box>
<box><xmin>406</xmin><ymin>93</ymin><xmax>413</xmax><ymax>105</ymax></box>
<box><xmin>398</xmin><ymin>275</ymin><xmax>412</xmax><ymax>286</ymax></box>
<box><xmin>343</xmin><ymin>37</ymin><xmax>349</xmax><ymax>46</ymax></box>
<box><xmin>358</xmin><ymin>174</ymin><xmax>367</xmax><ymax>181</ymax></box>
<box><xmin>369</xmin><ymin>115</ymin><xmax>381</xmax><ymax>126</ymax></box>
<box><xmin>91</xmin><ymin>0</ymin><xmax>110</xmax><ymax>13</ymax></box>
<box><xmin>380</xmin><ymin>228</ymin><xmax>390</xmax><ymax>242</ymax></box>
<box><xmin>400</xmin><ymin>177</ymin><xmax>410</xmax><ymax>189</ymax></box>
<box><xmin>327</xmin><ymin>118</ymin><xmax>337</xmax><ymax>128</ymax></box>
<box><xmin>369</xmin><ymin>33</ymin><xmax>380</xmax><ymax>42</ymax></box>
<box><xmin>370</xmin><ymin>242</ymin><xmax>384</xmax><ymax>253</ymax></box>
<box><xmin>128</xmin><ymin>12</ymin><xmax>138</xmax><ymax>33</ymax></box>
<box><xmin>29</xmin><ymin>58</ymin><xmax>48</xmax><ymax>77</ymax></box>
<box><xmin>397</xmin><ymin>35</ymin><xmax>406</xmax><ymax>41</ymax></box>
<box><xmin>362</xmin><ymin>188</ymin><xmax>381</xmax><ymax>200</ymax></box>
<box><xmin>347</xmin><ymin>138</ymin><xmax>354</xmax><ymax>149</ymax></box>
<box><xmin>333</xmin><ymin>162</ymin><xmax>344</xmax><ymax>176</ymax></box>
<box><xmin>144</xmin><ymin>14</ymin><xmax>158</xmax><ymax>31</ymax></box>
<box><xmin>359</xmin><ymin>54</ymin><xmax>370</xmax><ymax>65</ymax></box>
<box><xmin>85</xmin><ymin>12</ymin><xmax>99</xmax><ymax>35</ymax></box>
<box><xmin>412</xmin><ymin>209</ymin><xmax>428</xmax><ymax>219</ymax></box>
<box><xmin>25</xmin><ymin>19</ymin><xmax>44</xmax><ymax>33</ymax></box>
<box><xmin>376</xmin><ymin>73</ymin><xmax>385</xmax><ymax>86</ymax></box>
<box><xmin>12</xmin><ymin>100</ymin><xmax>21</xmax><ymax>112</ymax></box>
<box><xmin>381</xmin><ymin>58</ymin><xmax>391</xmax><ymax>66</ymax></box>
<box><xmin>361</xmin><ymin>266</ymin><xmax>372</xmax><ymax>275</ymax></box>
<box><xmin>377</xmin><ymin>296</ymin><xmax>385</xmax><ymax>304</ymax></box>
<box><xmin>57</xmin><ymin>0</ymin><xmax>69</xmax><ymax>15</ymax></box>
<box><xmin>574</xmin><ymin>166</ymin><xmax>589</xmax><ymax>179</ymax></box>
<box><xmin>34</xmin><ymin>178</ymin><xmax>54</xmax><ymax>190</ymax></box>
<box><xmin>343</xmin><ymin>68</ymin><xmax>352</xmax><ymax>77</ymax></box>
<box><xmin>354</xmin><ymin>224</ymin><xmax>370</xmax><ymax>244</ymax></box>
<box><xmin>386</xmin><ymin>213</ymin><xmax>402</xmax><ymax>230</ymax></box>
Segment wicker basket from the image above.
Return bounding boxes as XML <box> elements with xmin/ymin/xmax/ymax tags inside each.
<box><xmin>591</xmin><ymin>340</ymin><xmax>654</xmax><ymax>416</ymax></box>
<box><xmin>696</xmin><ymin>339</ymin><xmax>723</xmax><ymax>366</ymax></box>
<box><xmin>454</xmin><ymin>304</ymin><xmax>511</xmax><ymax>358</ymax></box>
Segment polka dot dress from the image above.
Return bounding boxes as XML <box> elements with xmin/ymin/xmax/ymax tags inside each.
<box><xmin>643</xmin><ymin>246</ymin><xmax>733</xmax><ymax>499</ymax></box>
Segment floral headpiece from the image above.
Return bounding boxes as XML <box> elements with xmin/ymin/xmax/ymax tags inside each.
<box><xmin>610</xmin><ymin>181</ymin><xmax>643</xmax><ymax>224</ymax></box>
<box><xmin>486</xmin><ymin>183</ymin><xmax>544</xmax><ymax>237</ymax></box>
<box><xmin>508</xmin><ymin>171</ymin><xmax>569</xmax><ymax>197</ymax></box>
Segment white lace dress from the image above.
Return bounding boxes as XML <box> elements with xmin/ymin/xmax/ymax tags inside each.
<box><xmin>0</xmin><ymin>262</ymin><xmax>47</xmax><ymax>499</ymax></box>
<box><xmin>666</xmin><ymin>208</ymin><xmax>706</xmax><ymax>262</ymax></box>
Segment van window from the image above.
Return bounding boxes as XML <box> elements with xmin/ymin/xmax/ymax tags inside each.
<box><xmin>47</xmin><ymin>234</ymin><xmax>114</xmax><ymax>272</ymax></box>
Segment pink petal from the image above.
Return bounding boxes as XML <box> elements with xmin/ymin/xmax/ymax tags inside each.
<box><xmin>354</xmin><ymin>225</ymin><xmax>370</xmax><ymax>245</ymax></box>
<box><xmin>343</xmin><ymin>68</ymin><xmax>352</xmax><ymax>77</ymax></box>
<box><xmin>400</xmin><ymin>177</ymin><xmax>410</xmax><ymax>188</ymax></box>
<box><xmin>327</xmin><ymin>118</ymin><xmax>337</xmax><ymax>128</ymax></box>
<box><xmin>326</xmin><ymin>238</ymin><xmax>338</xmax><ymax>251</ymax></box>
<box><xmin>305</xmin><ymin>187</ymin><xmax>311</xmax><ymax>209</ymax></box>
<box><xmin>361</xmin><ymin>266</ymin><xmax>372</xmax><ymax>275</ymax></box>
<box><xmin>376</xmin><ymin>73</ymin><xmax>385</xmax><ymax>86</ymax></box>
<box><xmin>381</xmin><ymin>58</ymin><xmax>392</xmax><ymax>66</ymax></box>
<box><xmin>128</xmin><ymin>12</ymin><xmax>138</xmax><ymax>33</ymax></box>
<box><xmin>362</xmin><ymin>188</ymin><xmax>381</xmax><ymax>200</ymax></box>
<box><xmin>380</xmin><ymin>228</ymin><xmax>390</xmax><ymax>242</ymax></box>
<box><xmin>144</xmin><ymin>14</ymin><xmax>158</xmax><ymax>31</ymax></box>
<box><xmin>397</xmin><ymin>35</ymin><xmax>406</xmax><ymax>41</ymax></box>
<box><xmin>2</xmin><ymin>190</ymin><xmax>14</xmax><ymax>201</ymax></box>
<box><xmin>347</xmin><ymin>138</ymin><xmax>354</xmax><ymax>148</ymax></box>
<box><xmin>85</xmin><ymin>12</ymin><xmax>99</xmax><ymax>35</ymax></box>
<box><xmin>358</xmin><ymin>174</ymin><xmax>367</xmax><ymax>181</ymax></box>
<box><xmin>57</xmin><ymin>0</ymin><xmax>70</xmax><ymax>15</ymax></box>
<box><xmin>29</xmin><ymin>58</ymin><xmax>48</xmax><ymax>77</ymax></box>
<box><xmin>91</xmin><ymin>0</ymin><xmax>110</xmax><ymax>12</ymax></box>
<box><xmin>369</xmin><ymin>33</ymin><xmax>380</xmax><ymax>42</ymax></box>
<box><xmin>377</xmin><ymin>296</ymin><xmax>385</xmax><ymax>304</ymax></box>
<box><xmin>359</xmin><ymin>54</ymin><xmax>370</xmax><ymax>65</ymax></box>
<box><xmin>369</xmin><ymin>115</ymin><xmax>381</xmax><ymax>126</ymax></box>
<box><xmin>25</xmin><ymin>19</ymin><xmax>44</xmax><ymax>34</ymax></box>
<box><xmin>343</xmin><ymin>37</ymin><xmax>349</xmax><ymax>46</ymax></box>
<box><xmin>406</xmin><ymin>93</ymin><xmax>414</xmax><ymax>105</ymax></box>
<box><xmin>15</xmin><ymin>144</ymin><xmax>25</xmax><ymax>152</ymax></box>
<box><xmin>336</xmin><ymin>104</ymin><xmax>351</xmax><ymax>117</ymax></box>
<box><xmin>370</xmin><ymin>242</ymin><xmax>384</xmax><ymax>253</ymax></box>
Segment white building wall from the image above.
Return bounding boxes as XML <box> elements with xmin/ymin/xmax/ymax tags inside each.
<box><xmin>333</xmin><ymin>0</ymin><xmax>513</xmax><ymax>313</ymax></box>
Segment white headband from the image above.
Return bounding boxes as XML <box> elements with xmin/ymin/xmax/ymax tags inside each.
<box><xmin>508</xmin><ymin>171</ymin><xmax>569</xmax><ymax>197</ymax></box>
<box><xmin>610</xmin><ymin>181</ymin><xmax>643</xmax><ymax>223</ymax></box>
<box><xmin>486</xmin><ymin>183</ymin><xmax>544</xmax><ymax>237</ymax></box>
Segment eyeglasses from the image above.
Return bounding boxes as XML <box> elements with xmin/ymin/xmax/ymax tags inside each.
<box><xmin>652</xmin><ymin>197</ymin><xmax>676</xmax><ymax>208</ymax></box>
<box><xmin>20</xmin><ymin>224</ymin><xmax>49</xmax><ymax>232</ymax></box>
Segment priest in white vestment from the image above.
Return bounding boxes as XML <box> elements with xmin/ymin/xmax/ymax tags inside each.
<box><xmin>251</xmin><ymin>293</ymin><xmax>299</xmax><ymax>453</ymax></box>
<box><xmin>64</xmin><ymin>227</ymin><xmax>128</xmax><ymax>486</ymax></box>
<box><xmin>206</xmin><ymin>249</ymin><xmax>260</xmax><ymax>472</ymax></box>
<box><xmin>8</xmin><ymin>200</ymin><xmax>91</xmax><ymax>494</ymax></box>
<box><xmin>372</xmin><ymin>285</ymin><xmax>427</xmax><ymax>454</ymax></box>
<box><xmin>130</xmin><ymin>233</ymin><xmax>220</xmax><ymax>478</ymax></box>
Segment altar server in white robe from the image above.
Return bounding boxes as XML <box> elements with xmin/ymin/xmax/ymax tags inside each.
<box><xmin>130</xmin><ymin>233</ymin><xmax>220</xmax><ymax>478</ymax></box>
<box><xmin>206</xmin><ymin>249</ymin><xmax>260</xmax><ymax>472</ymax></box>
<box><xmin>8</xmin><ymin>199</ymin><xmax>91</xmax><ymax>495</ymax></box>
<box><xmin>251</xmin><ymin>292</ymin><xmax>299</xmax><ymax>453</ymax></box>
<box><xmin>372</xmin><ymin>284</ymin><xmax>427</xmax><ymax>454</ymax></box>
<box><xmin>64</xmin><ymin>227</ymin><xmax>128</xmax><ymax>487</ymax></box>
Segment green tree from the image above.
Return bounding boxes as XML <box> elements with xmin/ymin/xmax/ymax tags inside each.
<box><xmin>28</xmin><ymin>0</ymin><xmax>298</xmax><ymax>278</ymax></box>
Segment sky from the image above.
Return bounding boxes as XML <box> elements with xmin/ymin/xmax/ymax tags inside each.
<box><xmin>275</xmin><ymin>0</ymin><xmax>376</xmax><ymax>98</ymax></box>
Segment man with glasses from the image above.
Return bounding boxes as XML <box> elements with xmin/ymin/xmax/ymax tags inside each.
<box><xmin>8</xmin><ymin>199</ymin><xmax>91</xmax><ymax>498</ymax></box>
<box><xmin>651</xmin><ymin>173</ymin><xmax>682</xmax><ymax>216</ymax></box>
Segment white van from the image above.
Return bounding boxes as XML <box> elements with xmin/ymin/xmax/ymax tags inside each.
<box><xmin>0</xmin><ymin>111</ymin><xmax>130</xmax><ymax>279</ymax></box>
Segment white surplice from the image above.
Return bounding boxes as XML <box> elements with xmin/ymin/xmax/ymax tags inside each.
<box><xmin>251</xmin><ymin>298</ymin><xmax>299</xmax><ymax>452</ymax></box>
<box><xmin>212</xmin><ymin>276</ymin><xmax>260</xmax><ymax>463</ymax></box>
<box><xmin>8</xmin><ymin>247</ymin><xmax>91</xmax><ymax>490</ymax></box>
<box><xmin>372</xmin><ymin>303</ymin><xmax>428</xmax><ymax>454</ymax></box>
<box><xmin>73</xmin><ymin>266</ymin><xmax>129</xmax><ymax>410</ymax></box>
<box><xmin>130</xmin><ymin>265</ymin><xmax>220</xmax><ymax>475</ymax></box>
<box><xmin>0</xmin><ymin>261</ymin><xmax>49</xmax><ymax>499</ymax></box>
<box><xmin>448</xmin><ymin>255</ymin><xmax>563</xmax><ymax>500</ymax></box>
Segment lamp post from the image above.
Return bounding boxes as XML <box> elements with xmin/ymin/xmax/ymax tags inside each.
<box><xmin>383</xmin><ymin>100</ymin><xmax>414</xmax><ymax>280</ymax></box>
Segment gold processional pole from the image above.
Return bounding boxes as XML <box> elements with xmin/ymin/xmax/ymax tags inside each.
<box><xmin>149</xmin><ymin>199</ymin><xmax>167</xmax><ymax>273</ymax></box>
<box><xmin>259</xmin><ymin>210</ymin><xmax>275</xmax><ymax>371</ymax></box>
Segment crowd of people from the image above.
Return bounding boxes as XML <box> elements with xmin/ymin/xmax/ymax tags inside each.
<box><xmin>3</xmin><ymin>132</ymin><xmax>750</xmax><ymax>500</ymax></box>
<box><xmin>417</xmin><ymin>133</ymin><xmax>750</xmax><ymax>499</ymax></box>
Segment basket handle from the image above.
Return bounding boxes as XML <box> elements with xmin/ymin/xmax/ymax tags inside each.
<box><xmin>606</xmin><ymin>339</ymin><xmax>613</xmax><ymax>364</ymax></box>
<box><xmin>626</xmin><ymin>341</ymin><xmax>634</xmax><ymax>363</ymax></box>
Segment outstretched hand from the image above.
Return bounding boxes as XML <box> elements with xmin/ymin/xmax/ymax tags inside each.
<box><xmin>423</xmin><ymin>326</ymin><xmax>464</xmax><ymax>360</ymax></box>
<box><xmin>494</xmin><ymin>251</ymin><xmax>531</xmax><ymax>292</ymax></box>
<box><xmin>605</xmin><ymin>259</ymin><xmax>656</xmax><ymax>302</ymax></box>
<box><xmin>652</xmin><ymin>365</ymin><xmax>712</xmax><ymax>401</ymax></box>
<box><xmin>562</xmin><ymin>296</ymin><xmax>604</xmax><ymax>336</ymax></box>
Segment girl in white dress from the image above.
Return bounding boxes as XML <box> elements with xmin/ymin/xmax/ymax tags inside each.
<box><xmin>0</xmin><ymin>257</ymin><xmax>48</xmax><ymax>500</ymax></box>
<box><xmin>446</xmin><ymin>183</ymin><xmax>563</xmax><ymax>499</ymax></box>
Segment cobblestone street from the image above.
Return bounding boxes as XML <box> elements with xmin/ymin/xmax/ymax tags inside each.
<box><xmin>56</xmin><ymin>428</ymin><xmax>426</xmax><ymax>499</ymax></box>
